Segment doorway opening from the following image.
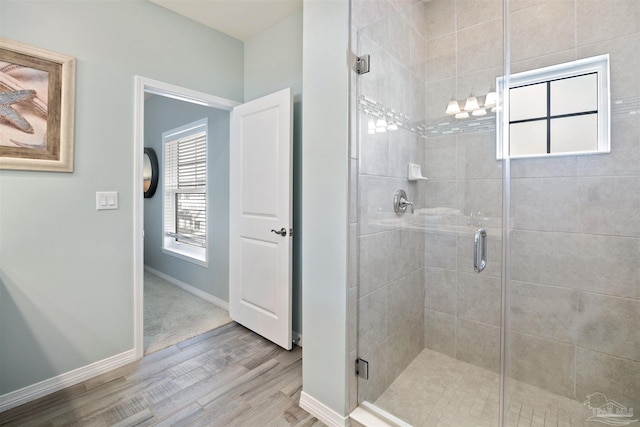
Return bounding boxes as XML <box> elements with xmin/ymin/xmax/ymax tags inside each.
<box><xmin>133</xmin><ymin>76</ymin><xmax>239</xmax><ymax>358</ymax></box>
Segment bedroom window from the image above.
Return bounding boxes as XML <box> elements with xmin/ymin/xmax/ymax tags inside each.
<box><xmin>162</xmin><ymin>118</ymin><xmax>208</xmax><ymax>265</ymax></box>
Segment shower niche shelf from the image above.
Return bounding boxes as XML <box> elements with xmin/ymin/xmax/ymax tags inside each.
<box><xmin>407</xmin><ymin>163</ymin><xmax>428</xmax><ymax>181</ymax></box>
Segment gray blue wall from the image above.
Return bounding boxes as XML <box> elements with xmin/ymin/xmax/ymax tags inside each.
<box><xmin>0</xmin><ymin>0</ymin><xmax>243</xmax><ymax>396</ymax></box>
<box><xmin>301</xmin><ymin>0</ymin><xmax>350</xmax><ymax>416</ymax></box>
<box><xmin>143</xmin><ymin>96</ymin><xmax>231</xmax><ymax>301</ymax></box>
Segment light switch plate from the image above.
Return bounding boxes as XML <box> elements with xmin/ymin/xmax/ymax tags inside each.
<box><xmin>96</xmin><ymin>191</ymin><xmax>119</xmax><ymax>210</ymax></box>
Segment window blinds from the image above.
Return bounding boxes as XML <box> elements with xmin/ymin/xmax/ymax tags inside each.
<box><xmin>164</xmin><ymin>131</ymin><xmax>207</xmax><ymax>248</ymax></box>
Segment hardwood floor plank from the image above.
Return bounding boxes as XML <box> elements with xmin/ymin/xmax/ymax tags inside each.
<box><xmin>227</xmin><ymin>391</ymin><xmax>297</xmax><ymax>427</ymax></box>
<box><xmin>152</xmin><ymin>402</ymin><xmax>205</xmax><ymax>427</ymax></box>
<box><xmin>101</xmin><ymin>367</ymin><xmax>210</xmax><ymax>425</ymax></box>
<box><xmin>109</xmin><ymin>408</ymin><xmax>154</xmax><ymax>427</ymax></box>
<box><xmin>241</xmin><ymin>346</ymin><xmax>284</xmax><ymax>370</ymax></box>
<box><xmin>188</xmin><ymin>396</ymin><xmax>252</xmax><ymax>427</ymax></box>
<box><xmin>266</xmin><ymin>400</ymin><xmax>318</xmax><ymax>427</ymax></box>
<box><xmin>0</xmin><ymin>382</ymin><xmax>87</xmax><ymax>425</ymax></box>
<box><xmin>174</xmin><ymin>322</ymin><xmax>239</xmax><ymax>350</ymax></box>
<box><xmin>151</xmin><ymin>364</ymin><xmax>248</xmax><ymax>419</ymax></box>
<box><xmin>242</xmin><ymin>360</ymin><xmax>303</xmax><ymax>404</ymax></box>
<box><xmin>0</xmin><ymin>324</ymin><xmax>321</xmax><ymax>427</ymax></box>
<box><xmin>196</xmin><ymin>359</ymin><xmax>281</xmax><ymax>407</ymax></box>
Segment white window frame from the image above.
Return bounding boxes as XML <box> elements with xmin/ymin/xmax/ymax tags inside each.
<box><xmin>497</xmin><ymin>54</ymin><xmax>610</xmax><ymax>159</ymax></box>
<box><xmin>162</xmin><ymin>118</ymin><xmax>208</xmax><ymax>266</ymax></box>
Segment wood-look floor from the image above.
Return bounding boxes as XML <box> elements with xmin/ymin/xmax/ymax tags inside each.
<box><xmin>0</xmin><ymin>323</ymin><xmax>324</xmax><ymax>427</ymax></box>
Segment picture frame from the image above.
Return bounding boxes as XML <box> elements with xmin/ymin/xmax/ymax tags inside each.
<box><xmin>0</xmin><ymin>37</ymin><xmax>76</xmax><ymax>172</ymax></box>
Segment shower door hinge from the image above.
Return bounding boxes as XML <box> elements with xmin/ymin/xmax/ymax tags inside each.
<box><xmin>356</xmin><ymin>55</ymin><xmax>370</xmax><ymax>75</ymax></box>
<box><xmin>355</xmin><ymin>357</ymin><xmax>369</xmax><ymax>379</ymax></box>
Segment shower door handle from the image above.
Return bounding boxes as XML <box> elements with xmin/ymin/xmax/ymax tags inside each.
<box><xmin>474</xmin><ymin>228</ymin><xmax>487</xmax><ymax>273</ymax></box>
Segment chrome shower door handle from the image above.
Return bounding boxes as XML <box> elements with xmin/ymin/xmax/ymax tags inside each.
<box><xmin>474</xmin><ymin>228</ymin><xmax>487</xmax><ymax>273</ymax></box>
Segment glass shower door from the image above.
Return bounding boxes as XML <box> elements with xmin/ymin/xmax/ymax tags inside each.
<box><xmin>352</xmin><ymin>0</ymin><xmax>506</xmax><ymax>424</ymax></box>
<box><xmin>504</xmin><ymin>1</ymin><xmax>640</xmax><ymax>425</ymax></box>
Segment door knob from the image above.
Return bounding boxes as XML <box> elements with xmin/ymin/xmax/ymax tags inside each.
<box><xmin>271</xmin><ymin>228</ymin><xmax>287</xmax><ymax>237</ymax></box>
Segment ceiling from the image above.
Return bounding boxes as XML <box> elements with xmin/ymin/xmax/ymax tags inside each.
<box><xmin>148</xmin><ymin>0</ymin><xmax>302</xmax><ymax>41</ymax></box>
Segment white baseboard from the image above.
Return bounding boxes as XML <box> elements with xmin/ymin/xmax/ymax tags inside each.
<box><xmin>0</xmin><ymin>349</ymin><xmax>135</xmax><ymax>412</ymax></box>
<box><xmin>144</xmin><ymin>265</ymin><xmax>229</xmax><ymax>311</ymax></box>
<box><xmin>299</xmin><ymin>391</ymin><xmax>349</xmax><ymax>427</ymax></box>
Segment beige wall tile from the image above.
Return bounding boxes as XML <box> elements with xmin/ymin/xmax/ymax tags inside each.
<box><xmin>510</xmin><ymin>49</ymin><xmax>577</xmax><ymax>74</ymax></box>
<box><xmin>457</xmin><ymin>272</ymin><xmax>502</xmax><ymax>326</ymax></box>
<box><xmin>359</xmin><ymin>231</ymin><xmax>391</xmax><ymax>296</ymax></box>
<box><xmin>577</xmin><ymin>176</ymin><xmax>640</xmax><ymax>237</ymax></box>
<box><xmin>358</xmin><ymin>287</ymin><xmax>388</xmax><ymax>355</ymax></box>
<box><xmin>511</xmin><ymin>230</ymin><xmax>640</xmax><ymax>299</ymax></box>
<box><xmin>352</xmin><ymin>0</ymin><xmax>389</xmax><ymax>30</ymax></box>
<box><xmin>456</xmin><ymin>0</ymin><xmax>503</xmax><ymax>30</ymax></box>
<box><xmin>426</xmin><ymin>77</ymin><xmax>456</xmax><ymax>121</ymax></box>
<box><xmin>457</xmin><ymin>18</ymin><xmax>504</xmax><ymax>75</ymax></box>
<box><xmin>426</xmin><ymin>33</ymin><xmax>456</xmax><ymax>82</ymax></box>
<box><xmin>576</xmin><ymin>348</ymin><xmax>640</xmax><ymax>415</ymax></box>
<box><xmin>387</xmin><ymin>10</ymin><xmax>413</xmax><ymax>66</ymax></box>
<box><xmin>456</xmin><ymin>131</ymin><xmax>502</xmax><ymax>180</ymax></box>
<box><xmin>425</xmin><ymin>267</ymin><xmax>457</xmax><ymax>314</ymax></box>
<box><xmin>425</xmin><ymin>180</ymin><xmax>458</xmax><ymax>209</ymax></box>
<box><xmin>424</xmin><ymin>309</ymin><xmax>457</xmax><ymax>357</ymax></box>
<box><xmin>510</xmin><ymin>281</ymin><xmax>578</xmax><ymax>344</ymax></box>
<box><xmin>577</xmin><ymin>293</ymin><xmax>640</xmax><ymax>361</ymax></box>
<box><xmin>388</xmin><ymin>274</ymin><xmax>417</xmax><ymax>334</ymax></box>
<box><xmin>510</xmin><ymin>177</ymin><xmax>579</xmax><ymax>232</ymax></box>
<box><xmin>414</xmin><ymin>0</ymin><xmax>456</xmax><ymax>40</ymax></box>
<box><xmin>387</xmin><ymin>129</ymin><xmax>420</xmax><ymax>178</ymax></box>
<box><xmin>358</xmin><ymin>117</ymin><xmax>389</xmax><ymax>177</ymax></box>
<box><xmin>425</xmin><ymin>135</ymin><xmax>457</xmax><ymax>180</ymax></box>
<box><xmin>510</xmin><ymin>1</ymin><xmax>575</xmax><ymax>63</ymax></box>
<box><xmin>357</xmin><ymin>33</ymin><xmax>390</xmax><ymax>105</ymax></box>
<box><xmin>457</xmin><ymin>318</ymin><xmax>501</xmax><ymax>372</ymax></box>
<box><xmin>577</xmin><ymin>33</ymin><xmax>640</xmax><ymax>99</ymax></box>
<box><xmin>576</xmin><ymin>0</ymin><xmax>640</xmax><ymax>46</ymax></box>
<box><xmin>509</xmin><ymin>332</ymin><xmax>576</xmax><ymax>399</ymax></box>
<box><xmin>577</xmin><ymin>114</ymin><xmax>640</xmax><ymax>177</ymax></box>
<box><xmin>425</xmin><ymin>230</ymin><xmax>457</xmax><ymax>269</ymax></box>
<box><xmin>457</xmin><ymin>178</ymin><xmax>503</xmax><ymax>220</ymax></box>
<box><xmin>510</xmin><ymin>155</ymin><xmax>577</xmax><ymax>178</ymax></box>
<box><xmin>357</xmin><ymin>339</ymin><xmax>389</xmax><ymax>403</ymax></box>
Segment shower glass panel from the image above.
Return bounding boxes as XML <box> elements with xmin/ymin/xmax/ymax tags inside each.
<box><xmin>353</xmin><ymin>0</ymin><xmax>506</xmax><ymax>425</ymax></box>
<box><xmin>505</xmin><ymin>1</ymin><xmax>640</xmax><ymax>425</ymax></box>
<box><xmin>353</xmin><ymin>1</ymin><xmax>639</xmax><ymax>426</ymax></box>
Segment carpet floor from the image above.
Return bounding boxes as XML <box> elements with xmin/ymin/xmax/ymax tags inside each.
<box><xmin>144</xmin><ymin>270</ymin><xmax>232</xmax><ymax>354</ymax></box>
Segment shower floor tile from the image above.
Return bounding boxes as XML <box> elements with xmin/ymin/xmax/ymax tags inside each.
<box><xmin>373</xmin><ymin>349</ymin><xmax>592</xmax><ymax>427</ymax></box>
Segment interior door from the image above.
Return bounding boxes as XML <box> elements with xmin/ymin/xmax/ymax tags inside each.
<box><xmin>229</xmin><ymin>88</ymin><xmax>293</xmax><ymax>350</ymax></box>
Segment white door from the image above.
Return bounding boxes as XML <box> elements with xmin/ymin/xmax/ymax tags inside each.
<box><xmin>229</xmin><ymin>88</ymin><xmax>293</xmax><ymax>350</ymax></box>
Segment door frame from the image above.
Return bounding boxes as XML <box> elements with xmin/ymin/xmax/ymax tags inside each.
<box><xmin>133</xmin><ymin>76</ymin><xmax>239</xmax><ymax>359</ymax></box>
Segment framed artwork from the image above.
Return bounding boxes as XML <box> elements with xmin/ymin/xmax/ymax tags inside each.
<box><xmin>0</xmin><ymin>38</ymin><xmax>76</xmax><ymax>172</ymax></box>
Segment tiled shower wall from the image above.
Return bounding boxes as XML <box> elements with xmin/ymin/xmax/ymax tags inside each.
<box><xmin>352</xmin><ymin>0</ymin><xmax>429</xmax><ymax>403</ymax></box>
<box><xmin>420</xmin><ymin>0</ymin><xmax>639</xmax><ymax>411</ymax></box>
<box><xmin>352</xmin><ymin>0</ymin><xmax>640</xmax><ymax>411</ymax></box>
<box><xmin>506</xmin><ymin>0</ymin><xmax>640</xmax><ymax>411</ymax></box>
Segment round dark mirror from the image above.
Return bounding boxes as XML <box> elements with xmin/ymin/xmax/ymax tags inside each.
<box><xmin>143</xmin><ymin>147</ymin><xmax>159</xmax><ymax>198</ymax></box>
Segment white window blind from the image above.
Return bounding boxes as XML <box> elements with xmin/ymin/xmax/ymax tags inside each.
<box><xmin>162</xmin><ymin>118</ymin><xmax>208</xmax><ymax>264</ymax></box>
